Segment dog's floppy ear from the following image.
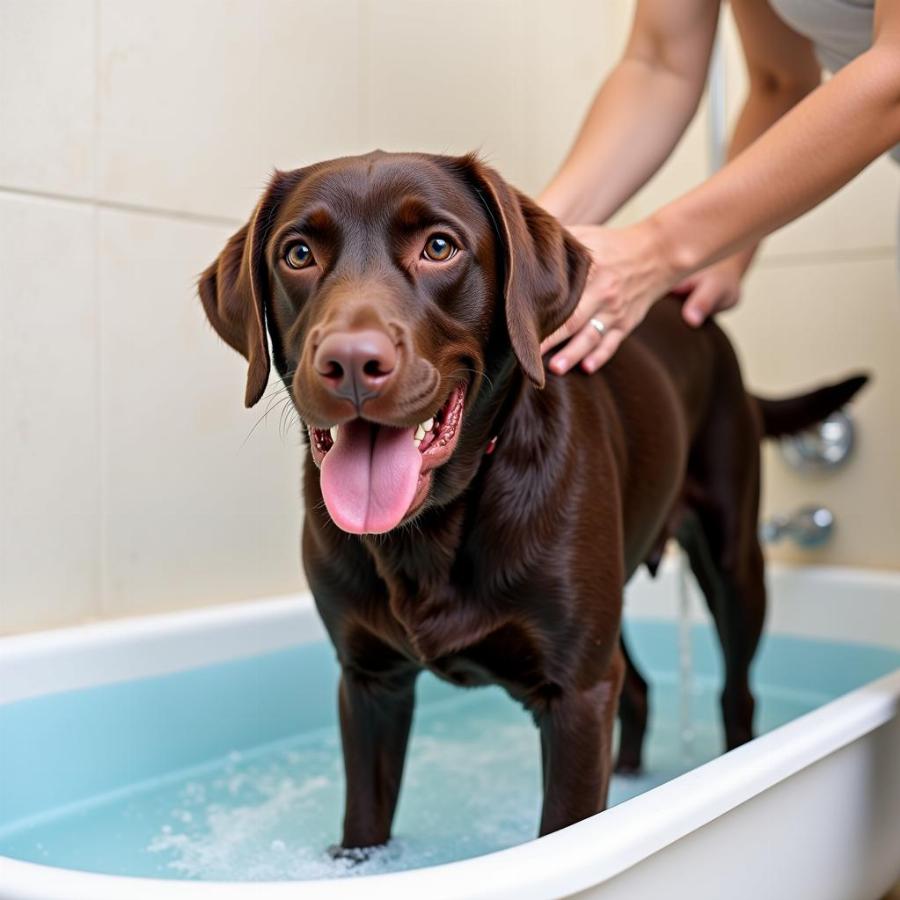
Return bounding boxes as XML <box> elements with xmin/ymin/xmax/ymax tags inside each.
<box><xmin>453</xmin><ymin>155</ymin><xmax>590</xmax><ymax>388</ymax></box>
<box><xmin>198</xmin><ymin>170</ymin><xmax>296</xmax><ymax>407</ymax></box>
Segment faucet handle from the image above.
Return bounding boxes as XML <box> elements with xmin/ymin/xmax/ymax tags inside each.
<box><xmin>761</xmin><ymin>505</ymin><xmax>834</xmax><ymax>548</ymax></box>
<box><xmin>781</xmin><ymin>410</ymin><xmax>856</xmax><ymax>473</ymax></box>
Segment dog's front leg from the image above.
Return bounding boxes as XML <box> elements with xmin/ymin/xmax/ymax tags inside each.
<box><xmin>535</xmin><ymin>653</ymin><xmax>625</xmax><ymax>836</ymax></box>
<box><xmin>335</xmin><ymin>662</ymin><xmax>419</xmax><ymax>854</ymax></box>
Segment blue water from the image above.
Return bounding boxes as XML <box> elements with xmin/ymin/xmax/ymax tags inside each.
<box><xmin>1</xmin><ymin>620</ymin><xmax>898</xmax><ymax>881</ymax></box>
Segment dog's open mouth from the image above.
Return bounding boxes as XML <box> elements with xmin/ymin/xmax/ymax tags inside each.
<box><xmin>307</xmin><ymin>384</ymin><xmax>466</xmax><ymax>534</ymax></box>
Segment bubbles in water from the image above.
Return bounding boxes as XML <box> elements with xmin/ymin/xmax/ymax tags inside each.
<box><xmin>139</xmin><ymin>704</ymin><xmax>546</xmax><ymax>881</ymax></box>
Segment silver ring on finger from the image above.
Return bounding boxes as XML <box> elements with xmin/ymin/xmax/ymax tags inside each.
<box><xmin>589</xmin><ymin>317</ymin><xmax>606</xmax><ymax>337</ymax></box>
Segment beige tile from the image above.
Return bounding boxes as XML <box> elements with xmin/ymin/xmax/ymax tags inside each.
<box><xmin>98</xmin><ymin>208</ymin><xmax>304</xmax><ymax>618</ymax></box>
<box><xmin>0</xmin><ymin>194</ymin><xmax>100</xmax><ymax>634</ymax></box>
<box><xmin>522</xmin><ymin>0</ymin><xmax>628</xmax><ymax>195</ymax></box>
<box><xmin>724</xmin><ymin>255</ymin><xmax>900</xmax><ymax>569</ymax></box>
<box><xmin>0</xmin><ymin>0</ymin><xmax>96</xmax><ymax>197</ymax></box>
<box><xmin>361</xmin><ymin>0</ymin><xmax>628</xmax><ymax>198</ymax></box>
<box><xmin>259</xmin><ymin>0</ymin><xmax>364</xmax><ymax>172</ymax></box>
<box><xmin>97</xmin><ymin>1</ymin><xmax>361</xmax><ymax>220</ymax></box>
<box><xmin>361</xmin><ymin>0</ymin><xmax>531</xmax><ymax>190</ymax></box>
<box><xmin>97</xmin><ymin>1</ymin><xmax>259</xmax><ymax>219</ymax></box>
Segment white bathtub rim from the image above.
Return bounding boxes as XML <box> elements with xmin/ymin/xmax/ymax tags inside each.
<box><xmin>1</xmin><ymin>665</ymin><xmax>898</xmax><ymax>898</ymax></box>
<box><xmin>0</xmin><ymin>593</ymin><xmax>326</xmax><ymax>705</ymax></box>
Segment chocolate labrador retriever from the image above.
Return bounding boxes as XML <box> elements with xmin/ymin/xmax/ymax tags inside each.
<box><xmin>198</xmin><ymin>151</ymin><xmax>865</xmax><ymax>851</ymax></box>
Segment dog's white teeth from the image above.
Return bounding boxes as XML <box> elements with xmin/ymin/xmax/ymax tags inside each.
<box><xmin>422</xmin><ymin>418</ymin><xmax>434</xmax><ymax>433</ymax></box>
<box><xmin>414</xmin><ymin>425</ymin><xmax>426</xmax><ymax>441</ymax></box>
<box><xmin>330</xmin><ymin>426</ymin><xmax>338</xmax><ymax>442</ymax></box>
<box><xmin>413</xmin><ymin>436</ymin><xmax>422</xmax><ymax>449</ymax></box>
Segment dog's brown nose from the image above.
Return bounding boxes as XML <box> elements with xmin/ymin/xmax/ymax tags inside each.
<box><xmin>313</xmin><ymin>329</ymin><xmax>398</xmax><ymax>406</ymax></box>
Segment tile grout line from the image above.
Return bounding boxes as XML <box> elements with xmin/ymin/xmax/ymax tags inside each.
<box><xmin>0</xmin><ymin>184</ymin><xmax>242</xmax><ymax>229</ymax></box>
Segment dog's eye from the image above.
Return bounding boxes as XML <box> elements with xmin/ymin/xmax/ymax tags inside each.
<box><xmin>423</xmin><ymin>235</ymin><xmax>457</xmax><ymax>262</ymax></box>
<box><xmin>284</xmin><ymin>242</ymin><xmax>314</xmax><ymax>269</ymax></box>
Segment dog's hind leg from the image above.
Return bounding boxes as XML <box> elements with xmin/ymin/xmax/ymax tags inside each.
<box><xmin>680</xmin><ymin>397</ymin><xmax>767</xmax><ymax>751</ymax></box>
<box><xmin>615</xmin><ymin>633</ymin><xmax>649</xmax><ymax>774</ymax></box>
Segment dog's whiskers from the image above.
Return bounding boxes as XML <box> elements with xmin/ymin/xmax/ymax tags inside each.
<box><xmin>241</xmin><ymin>393</ymin><xmax>296</xmax><ymax>448</ymax></box>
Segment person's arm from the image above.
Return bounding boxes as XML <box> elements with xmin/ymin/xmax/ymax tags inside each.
<box><xmin>677</xmin><ymin>0</ymin><xmax>821</xmax><ymax>326</ymax></box>
<box><xmin>547</xmin><ymin>0</ymin><xmax>900</xmax><ymax>374</ymax></box>
<box><xmin>656</xmin><ymin>0</ymin><xmax>900</xmax><ymax>279</ymax></box>
<box><xmin>538</xmin><ymin>0</ymin><xmax>720</xmax><ymax>224</ymax></box>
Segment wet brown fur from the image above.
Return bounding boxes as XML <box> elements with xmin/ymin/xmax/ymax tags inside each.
<box><xmin>198</xmin><ymin>151</ymin><xmax>866</xmax><ymax>851</ymax></box>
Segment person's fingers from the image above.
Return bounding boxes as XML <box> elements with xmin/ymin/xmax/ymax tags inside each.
<box><xmin>581</xmin><ymin>328</ymin><xmax>625</xmax><ymax>372</ymax></box>
<box><xmin>681</xmin><ymin>282</ymin><xmax>721</xmax><ymax>328</ymax></box>
<box><xmin>548</xmin><ymin>320</ymin><xmax>605</xmax><ymax>374</ymax></box>
<box><xmin>670</xmin><ymin>276</ymin><xmax>697</xmax><ymax>295</ymax></box>
<box><xmin>540</xmin><ymin>300</ymin><xmax>593</xmax><ymax>355</ymax></box>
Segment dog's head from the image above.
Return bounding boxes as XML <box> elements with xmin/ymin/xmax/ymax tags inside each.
<box><xmin>199</xmin><ymin>152</ymin><xmax>589</xmax><ymax>534</ymax></box>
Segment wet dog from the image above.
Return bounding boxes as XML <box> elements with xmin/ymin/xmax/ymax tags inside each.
<box><xmin>199</xmin><ymin>151</ymin><xmax>865</xmax><ymax>851</ymax></box>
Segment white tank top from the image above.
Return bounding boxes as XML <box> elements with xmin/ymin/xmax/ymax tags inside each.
<box><xmin>768</xmin><ymin>0</ymin><xmax>900</xmax><ymax>164</ymax></box>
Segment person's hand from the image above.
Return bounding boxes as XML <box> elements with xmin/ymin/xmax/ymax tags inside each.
<box><xmin>673</xmin><ymin>256</ymin><xmax>745</xmax><ymax>327</ymax></box>
<box><xmin>540</xmin><ymin>221</ymin><xmax>677</xmax><ymax>374</ymax></box>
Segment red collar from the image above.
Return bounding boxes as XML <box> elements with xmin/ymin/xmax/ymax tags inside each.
<box><xmin>485</xmin><ymin>435</ymin><xmax>498</xmax><ymax>455</ymax></box>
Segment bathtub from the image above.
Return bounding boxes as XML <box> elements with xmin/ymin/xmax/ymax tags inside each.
<box><xmin>1</xmin><ymin>562</ymin><xmax>898</xmax><ymax>900</ymax></box>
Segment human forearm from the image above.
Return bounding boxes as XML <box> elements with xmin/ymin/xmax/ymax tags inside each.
<box><xmin>538</xmin><ymin>57</ymin><xmax>707</xmax><ymax>224</ymax></box>
<box><xmin>538</xmin><ymin>0</ymin><xmax>719</xmax><ymax>224</ymax></box>
<box><xmin>653</xmin><ymin>45</ymin><xmax>900</xmax><ymax>280</ymax></box>
<box><xmin>718</xmin><ymin>72</ymin><xmax>821</xmax><ymax>275</ymax></box>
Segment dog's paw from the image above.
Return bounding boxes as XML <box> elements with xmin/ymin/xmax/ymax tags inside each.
<box><xmin>328</xmin><ymin>843</ymin><xmax>387</xmax><ymax>865</ymax></box>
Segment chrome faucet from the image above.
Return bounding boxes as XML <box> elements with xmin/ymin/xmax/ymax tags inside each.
<box><xmin>761</xmin><ymin>506</ymin><xmax>834</xmax><ymax>548</ymax></box>
<box><xmin>780</xmin><ymin>410</ymin><xmax>856</xmax><ymax>473</ymax></box>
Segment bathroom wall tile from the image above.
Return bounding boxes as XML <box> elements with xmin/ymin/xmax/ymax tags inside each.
<box><xmin>0</xmin><ymin>194</ymin><xmax>100</xmax><ymax>634</ymax></box>
<box><xmin>725</xmin><ymin>254</ymin><xmax>900</xmax><ymax>569</ymax></box>
<box><xmin>97</xmin><ymin>1</ymin><xmax>362</xmax><ymax>221</ymax></box>
<box><xmin>258</xmin><ymin>0</ymin><xmax>364</xmax><ymax>173</ymax></box>
<box><xmin>98</xmin><ymin>208</ymin><xmax>304</xmax><ymax>618</ymax></box>
<box><xmin>521</xmin><ymin>0</ymin><xmax>628</xmax><ymax>196</ymax></box>
<box><xmin>720</xmin><ymin>6</ymin><xmax>896</xmax><ymax>259</ymax></box>
<box><xmin>0</xmin><ymin>0</ymin><xmax>96</xmax><ymax>197</ymax></box>
<box><xmin>360</xmin><ymin>0</ymin><xmax>532</xmax><ymax>191</ymax></box>
<box><xmin>360</xmin><ymin>0</ymin><xmax>634</xmax><ymax>199</ymax></box>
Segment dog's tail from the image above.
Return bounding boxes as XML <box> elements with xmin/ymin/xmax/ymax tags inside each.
<box><xmin>751</xmin><ymin>373</ymin><xmax>869</xmax><ymax>439</ymax></box>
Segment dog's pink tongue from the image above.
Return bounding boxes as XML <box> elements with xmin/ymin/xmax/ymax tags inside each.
<box><xmin>320</xmin><ymin>420</ymin><xmax>422</xmax><ymax>534</ymax></box>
